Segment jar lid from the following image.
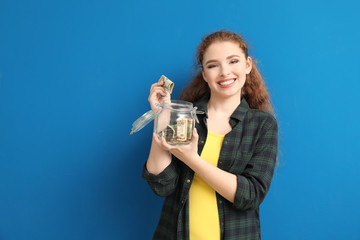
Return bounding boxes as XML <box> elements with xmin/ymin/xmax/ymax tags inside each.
<box><xmin>130</xmin><ymin>110</ymin><xmax>157</xmax><ymax>135</ymax></box>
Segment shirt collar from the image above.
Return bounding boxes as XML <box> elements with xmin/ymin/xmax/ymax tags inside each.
<box><xmin>195</xmin><ymin>93</ymin><xmax>250</xmax><ymax>122</ymax></box>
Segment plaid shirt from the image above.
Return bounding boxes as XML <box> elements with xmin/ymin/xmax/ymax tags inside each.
<box><xmin>143</xmin><ymin>94</ymin><xmax>278</xmax><ymax>240</ymax></box>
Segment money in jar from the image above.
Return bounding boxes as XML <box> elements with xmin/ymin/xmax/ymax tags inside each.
<box><xmin>156</xmin><ymin>100</ymin><xmax>197</xmax><ymax>145</ymax></box>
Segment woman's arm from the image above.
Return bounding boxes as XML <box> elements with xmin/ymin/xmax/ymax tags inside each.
<box><xmin>155</xmin><ymin>128</ymin><xmax>237</xmax><ymax>203</ymax></box>
<box><xmin>145</xmin><ymin>80</ymin><xmax>172</xmax><ymax>175</ymax></box>
<box><xmin>146</xmin><ymin>132</ymin><xmax>172</xmax><ymax>175</ymax></box>
<box><xmin>142</xmin><ymin>79</ymin><xmax>179</xmax><ymax>197</ymax></box>
<box><xmin>232</xmin><ymin>118</ymin><xmax>278</xmax><ymax>210</ymax></box>
<box><xmin>184</xmin><ymin>151</ymin><xmax>238</xmax><ymax>203</ymax></box>
<box><xmin>157</xmin><ymin>117</ymin><xmax>278</xmax><ymax>208</ymax></box>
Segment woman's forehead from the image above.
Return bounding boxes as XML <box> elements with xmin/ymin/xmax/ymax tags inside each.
<box><xmin>203</xmin><ymin>41</ymin><xmax>246</xmax><ymax>59</ymax></box>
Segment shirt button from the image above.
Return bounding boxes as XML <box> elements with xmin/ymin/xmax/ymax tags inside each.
<box><xmin>181</xmin><ymin>200</ymin><xmax>184</xmax><ymax>204</ymax></box>
<box><xmin>219</xmin><ymin>200</ymin><xmax>223</xmax><ymax>204</ymax></box>
<box><xmin>221</xmin><ymin>222</ymin><xmax>224</xmax><ymax>226</ymax></box>
<box><xmin>186</xmin><ymin>179</ymin><xmax>191</xmax><ymax>184</ymax></box>
<box><xmin>179</xmin><ymin>220</ymin><xmax>182</xmax><ymax>224</ymax></box>
<box><xmin>200</xmin><ymin>140</ymin><xmax>204</xmax><ymax>144</ymax></box>
<box><xmin>224</xmin><ymin>141</ymin><xmax>228</xmax><ymax>144</ymax></box>
<box><xmin>219</xmin><ymin>161</ymin><xmax>223</xmax><ymax>165</ymax></box>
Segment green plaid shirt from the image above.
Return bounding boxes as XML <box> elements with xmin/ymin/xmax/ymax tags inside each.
<box><xmin>143</xmin><ymin>94</ymin><xmax>278</xmax><ymax>240</ymax></box>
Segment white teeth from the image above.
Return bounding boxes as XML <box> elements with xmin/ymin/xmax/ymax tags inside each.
<box><xmin>218</xmin><ymin>79</ymin><xmax>235</xmax><ymax>86</ymax></box>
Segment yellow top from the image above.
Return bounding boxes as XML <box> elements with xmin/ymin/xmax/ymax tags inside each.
<box><xmin>189</xmin><ymin>131</ymin><xmax>225</xmax><ymax>240</ymax></box>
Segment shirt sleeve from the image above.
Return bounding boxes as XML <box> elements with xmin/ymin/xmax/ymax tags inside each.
<box><xmin>233</xmin><ymin>116</ymin><xmax>278</xmax><ymax>210</ymax></box>
<box><xmin>142</xmin><ymin>158</ymin><xmax>179</xmax><ymax>197</ymax></box>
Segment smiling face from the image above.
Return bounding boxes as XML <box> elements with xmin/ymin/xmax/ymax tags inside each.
<box><xmin>201</xmin><ymin>41</ymin><xmax>252</xmax><ymax>100</ymax></box>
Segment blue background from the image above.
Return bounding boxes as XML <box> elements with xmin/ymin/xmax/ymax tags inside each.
<box><xmin>1</xmin><ymin>0</ymin><xmax>359</xmax><ymax>239</ymax></box>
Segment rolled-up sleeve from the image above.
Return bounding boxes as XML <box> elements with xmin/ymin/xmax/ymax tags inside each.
<box><xmin>233</xmin><ymin>116</ymin><xmax>278</xmax><ymax>210</ymax></box>
<box><xmin>142</xmin><ymin>159</ymin><xmax>179</xmax><ymax>197</ymax></box>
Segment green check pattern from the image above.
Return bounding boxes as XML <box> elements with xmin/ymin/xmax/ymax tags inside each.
<box><xmin>143</xmin><ymin>94</ymin><xmax>278</xmax><ymax>240</ymax></box>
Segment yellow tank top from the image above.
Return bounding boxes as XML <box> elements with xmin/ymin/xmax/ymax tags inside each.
<box><xmin>189</xmin><ymin>131</ymin><xmax>225</xmax><ymax>240</ymax></box>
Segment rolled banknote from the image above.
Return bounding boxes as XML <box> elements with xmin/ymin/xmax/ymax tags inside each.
<box><xmin>160</xmin><ymin>75</ymin><xmax>174</xmax><ymax>94</ymax></box>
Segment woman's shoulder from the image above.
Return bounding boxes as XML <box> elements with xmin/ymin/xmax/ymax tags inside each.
<box><xmin>244</xmin><ymin>108</ymin><xmax>278</xmax><ymax>130</ymax></box>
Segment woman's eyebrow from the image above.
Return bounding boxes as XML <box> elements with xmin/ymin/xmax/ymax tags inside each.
<box><xmin>227</xmin><ymin>54</ymin><xmax>241</xmax><ymax>59</ymax></box>
<box><xmin>204</xmin><ymin>55</ymin><xmax>241</xmax><ymax>65</ymax></box>
<box><xmin>204</xmin><ymin>59</ymin><xmax>218</xmax><ymax>65</ymax></box>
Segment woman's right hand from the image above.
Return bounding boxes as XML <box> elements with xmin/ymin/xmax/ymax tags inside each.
<box><xmin>148</xmin><ymin>78</ymin><xmax>171</xmax><ymax>111</ymax></box>
<box><xmin>146</xmin><ymin>78</ymin><xmax>173</xmax><ymax>175</ymax></box>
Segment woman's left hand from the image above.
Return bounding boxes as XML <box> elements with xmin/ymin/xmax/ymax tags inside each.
<box><xmin>153</xmin><ymin>128</ymin><xmax>199</xmax><ymax>165</ymax></box>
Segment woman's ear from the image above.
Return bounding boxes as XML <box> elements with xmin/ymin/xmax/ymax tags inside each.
<box><xmin>201</xmin><ymin>68</ymin><xmax>207</xmax><ymax>82</ymax></box>
<box><xmin>246</xmin><ymin>57</ymin><xmax>253</xmax><ymax>74</ymax></box>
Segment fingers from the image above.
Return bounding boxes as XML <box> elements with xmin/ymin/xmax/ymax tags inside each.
<box><xmin>153</xmin><ymin>132</ymin><xmax>172</xmax><ymax>151</ymax></box>
<box><xmin>153</xmin><ymin>132</ymin><xmax>161</xmax><ymax>144</ymax></box>
<box><xmin>192</xmin><ymin>128</ymin><xmax>198</xmax><ymax>139</ymax></box>
<box><xmin>154</xmin><ymin>129</ymin><xmax>198</xmax><ymax>149</ymax></box>
<box><xmin>149</xmin><ymin>82</ymin><xmax>167</xmax><ymax>99</ymax></box>
<box><xmin>190</xmin><ymin>128</ymin><xmax>199</xmax><ymax>147</ymax></box>
<box><xmin>148</xmin><ymin>83</ymin><xmax>168</xmax><ymax>110</ymax></box>
<box><xmin>150</xmin><ymin>81</ymin><xmax>165</xmax><ymax>93</ymax></box>
<box><xmin>161</xmin><ymin>137</ymin><xmax>172</xmax><ymax>150</ymax></box>
<box><xmin>150</xmin><ymin>77</ymin><xmax>167</xmax><ymax>95</ymax></box>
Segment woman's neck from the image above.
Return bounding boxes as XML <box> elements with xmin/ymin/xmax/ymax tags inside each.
<box><xmin>207</xmin><ymin>93</ymin><xmax>241</xmax><ymax>116</ymax></box>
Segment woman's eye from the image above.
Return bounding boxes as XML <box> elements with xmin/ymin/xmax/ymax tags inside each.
<box><xmin>207</xmin><ymin>64</ymin><xmax>217</xmax><ymax>69</ymax></box>
<box><xmin>230</xmin><ymin>60</ymin><xmax>239</xmax><ymax>64</ymax></box>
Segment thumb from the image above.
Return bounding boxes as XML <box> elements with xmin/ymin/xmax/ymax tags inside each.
<box><xmin>192</xmin><ymin>128</ymin><xmax>199</xmax><ymax>141</ymax></box>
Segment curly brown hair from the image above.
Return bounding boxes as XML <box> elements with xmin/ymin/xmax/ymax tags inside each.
<box><xmin>179</xmin><ymin>30</ymin><xmax>274</xmax><ymax>114</ymax></box>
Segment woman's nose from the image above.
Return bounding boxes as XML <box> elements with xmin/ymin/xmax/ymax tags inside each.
<box><xmin>220</xmin><ymin>65</ymin><xmax>231</xmax><ymax>76</ymax></box>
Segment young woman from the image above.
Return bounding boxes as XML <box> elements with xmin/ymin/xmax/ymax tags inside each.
<box><xmin>143</xmin><ymin>30</ymin><xmax>278</xmax><ymax>240</ymax></box>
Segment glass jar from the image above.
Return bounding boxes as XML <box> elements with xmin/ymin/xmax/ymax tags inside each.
<box><xmin>130</xmin><ymin>100</ymin><xmax>199</xmax><ymax>145</ymax></box>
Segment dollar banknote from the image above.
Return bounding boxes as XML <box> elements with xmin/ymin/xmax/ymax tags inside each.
<box><xmin>160</xmin><ymin>75</ymin><xmax>174</xmax><ymax>94</ymax></box>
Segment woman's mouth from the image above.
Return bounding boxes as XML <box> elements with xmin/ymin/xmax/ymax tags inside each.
<box><xmin>217</xmin><ymin>78</ymin><xmax>236</xmax><ymax>88</ymax></box>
